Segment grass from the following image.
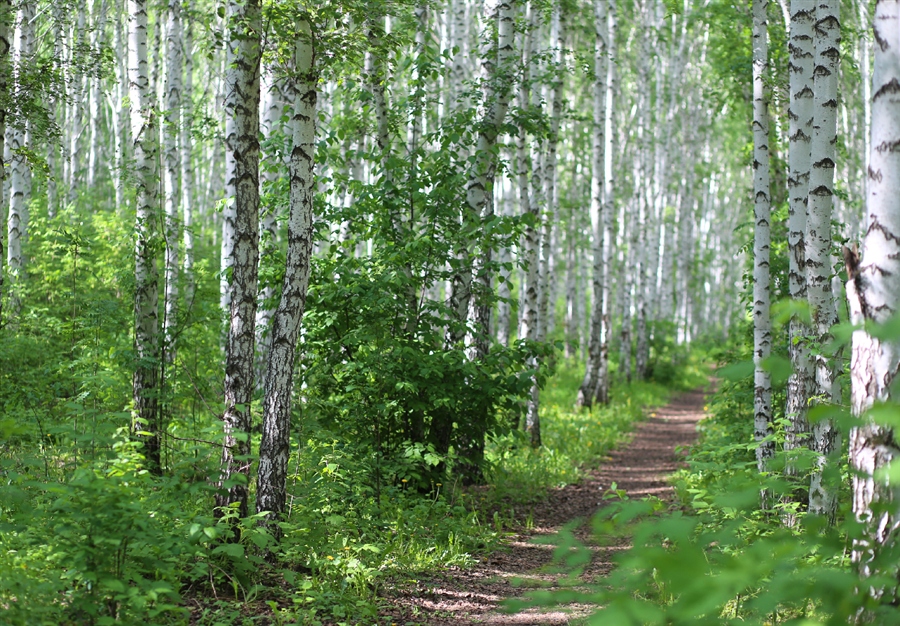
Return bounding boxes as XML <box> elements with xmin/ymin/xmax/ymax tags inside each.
<box><xmin>483</xmin><ymin>353</ymin><xmax>708</xmax><ymax>507</ymax></box>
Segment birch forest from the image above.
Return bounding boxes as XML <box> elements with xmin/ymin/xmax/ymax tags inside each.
<box><xmin>1</xmin><ymin>0</ymin><xmax>899</xmax><ymax>623</ymax></box>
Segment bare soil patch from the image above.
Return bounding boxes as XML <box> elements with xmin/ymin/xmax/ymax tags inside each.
<box><xmin>381</xmin><ymin>387</ymin><xmax>708</xmax><ymax>625</ymax></box>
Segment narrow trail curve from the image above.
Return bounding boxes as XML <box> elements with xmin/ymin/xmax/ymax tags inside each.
<box><xmin>383</xmin><ymin>386</ymin><xmax>709</xmax><ymax>626</ymax></box>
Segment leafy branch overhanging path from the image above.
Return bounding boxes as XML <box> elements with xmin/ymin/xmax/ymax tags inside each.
<box><xmin>384</xmin><ymin>387</ymin><xmax>708</xmax><ymax>625</ymax></box>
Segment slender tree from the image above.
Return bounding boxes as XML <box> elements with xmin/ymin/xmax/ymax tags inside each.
<box><xmin>462</xmin><ymin>0</ymin><xmax>516</xmax><ymax>361</ymax></box>
<box><xmin>846</xmin><ymin>0</ymin><xmax>900</xmax><ymax>580</ymax></box>
<box><xmin>257</xmin><ymin>16</ymin><xmax>316</xmax><ymax>537</ymax></box>
<box><xmin>181</xmin><ymin>5</ymin><xmax>195</xmax><ymax>306</ymax></box>
<box><xmin>163</xmin><ymin>0</ymin><xmax>183</xmax><ymax>359</ymax></box>
<box><xmin>216</xmin><ymin>0</ymin><xmax>261</xmax><ymax>519</ymax></box>
<box><xmin>128</xmin><ymin>0</ymin><xmax>162</xmax><ymax>472</ymax></box>
<box><xmin>596</xmin><ymin>0</ymin><xmax>616</xmax><ymax>404</ymax></box>
<box><xmin>752</xmin><ymin>0</ymin><xmax>774</xmax><ymax>489</ymax></box>
<box><xmin>784</xmin><ymin>0</ymin><xmax>814</xmax><ymax>492</ymax></box>
<box><xmin>576</xmin><ymin>0</ymin><xmax>608</xmax><ymax>410</ymax></box>
<box><xmin>806</xmin><ymin>0</ymin><xmax>840</xmax><ymax>519</ymax></box>
<box><xmin>6</xmin><ymin>0</ymin><xmax>35</xmax><ymax>319</ymax></box>
<box><xmin>0</xmin><ymin>0</ymin><xmax>9</xmax><ymax>327</ymax></box>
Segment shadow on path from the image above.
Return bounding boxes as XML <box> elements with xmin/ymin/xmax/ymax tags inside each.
<box><xmin>382</xmin><ymin>386</ymin><xmax>709</xmax><ymax>626</ymax></box>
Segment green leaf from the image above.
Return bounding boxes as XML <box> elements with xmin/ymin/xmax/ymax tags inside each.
<box><xmin>718</xmin><ymin>360</ymin><xmax>753</xmax><ymax>381</ymax></box>
<box><xmin>212</xmin><ymin>543</ymin><xmax>245</xmax><ymax>558</ymax></box>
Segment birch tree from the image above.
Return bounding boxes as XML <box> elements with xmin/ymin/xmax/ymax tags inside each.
<box><xmin>216</xmin><ymin>0</ymin><xmax>261</xmax><ymax>519</ymax></box>
<box><xmin>784</xmin><ymin>0</ymin><xmax>814</xmax><ymax>489</ymax></box>
<box><xmin>256</xmin><ymin>63</ymin><xmax>286</xmax><ymax>388</ymax></box>
<box><xmin>751</xmin><ymin>0</ymin><xmax>773</xmax><ymax>482</ymax></box>
<box><xmin>163</xmin><ymin>0</ymin><xmax>183</xmax><ymax>358</ymax></box>
<box><xmin>805</xmin><ymin>0</ymin><xmax>840</xmax><ymax>519</ymax></box>
<box><xmin>6</xmin><ymin>0</ymin><xmax>35</xmax><ymax>319</ymax></box>
<box><xmin>597</xmin><ymin>0</ymin><xmax>616</xmax><ymax>404</ymax></box>
<box><xmin>0</xmin><ymin>0</ymin><xmax>8</xmax><ymax>327</ymax></box>
<box><xmin>181</xmin><ymin>6</ymin><xmax>195</xmax><ymax>306</ymax></box>
<box><xmin>256</xmin><ymin>17</ymin><xmax>316</xmax><ymax>536</ymax></box>
<box><xmin>576</xmin><ymin>0</ymin><xmax>608</xmax><ymax>410</ymax></box>
<box><xmin>846</xmin><ymin>0</ymin><xmax>900</xmax><ymax>580</ymax></box>
<box><xmin>128</xmin><ymin>0</ymin><xmax>162</xmax><ymax>472</ymax></box>
<box><xmin>462</xmin><ymin>0</ymin><xmax>515</xmax><ymax>361</ymax></box>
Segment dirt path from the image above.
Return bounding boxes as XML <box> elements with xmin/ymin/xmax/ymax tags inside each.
<box><xmin>382</xmin><ymin>386</ymin><xmax>708</xmax><ymax>625</ymax></box>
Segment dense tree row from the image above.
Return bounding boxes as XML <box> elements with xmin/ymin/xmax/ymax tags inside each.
<box><xmin>0</xmin><ymin>0</ymin><xmax>744</xmax><ymax>531</ymax></box>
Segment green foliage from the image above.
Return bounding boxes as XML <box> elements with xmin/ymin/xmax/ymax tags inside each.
<box><xmin>484</xmin><ymin>361</ymin><xmax>679</xmax><ymax>505</ymax></box>
<box><xmin>510</xmin><ymin>330</ymin><xmax>900</xmax><ymax>624</ymax></box>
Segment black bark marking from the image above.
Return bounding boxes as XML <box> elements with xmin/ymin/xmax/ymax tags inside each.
<box><xmin>875</xmin><ymin>139</ymin><xmax>900</xmax><ymax>154</ymax></box>
<box><xmin>874</xmin><ymin>78</ymin><xmax>900</xmax><ymax>101</ymax></box>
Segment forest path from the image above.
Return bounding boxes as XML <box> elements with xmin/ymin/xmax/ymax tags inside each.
<box><xmin>383</xmin><ymin>386</ymin><xmax>708</xmax><ymax>625</ymax></box>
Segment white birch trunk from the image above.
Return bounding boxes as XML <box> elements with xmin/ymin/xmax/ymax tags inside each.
<box><xmin>577</xmin><ymin>0</ymin><xmax>607</xmax><ymax>409</ymax></box>
<box><xmin>846</xmin><ymin>0</ymin><xmax>900</xmax><ymax>578</ymax></box>
<box><xmin>462</xmin><ymin>0</ymin><xmax>515</xmax><ymax>360</ymax></box>
<box><xmin>256</xmin><ymin>19</ymin><xmax>316</xmax><ymax>533</ymax></box>
<box><xmin>6</xmin><ymin>0</ymin><xmax>35</xmax><ymax>319</ymax></box>
<box><xmin>87</xmin><ymin>0</ymin><xmax>108</xmax><ymax>191</ymax></box>
<box><xmin>752</xmin><ymin>0</ymin><xmax>774</xmax><ymax>481</ymax></box>
<box><xmin>806</xmin><ymin>0</ymin><xmax>841</xmax><ymax>519</ymax></box>
<box><xmin>113</xmin><ymin>13</ymin><xmax>129</xmax><ymax>213</ymax></box>
<box><xmin>256</xmin><ymin>64</ymin><xmax>286</xmax><ymax>390</ymax></box>
<box><xmin>0</xmin><ymin>0</ymin><xmax>8</xmax><ymax>326</ymax></box>
<box><xmin>496</xmin><ymin>178</ymin><xmax>513</xmax><ymax>346</ymax></box>
<box><xmin>526</xmin><ymin>1</ymin><xmax>564</xmax><ymax>439</ymax></box>
<box><xmin>128</xmin><ymin>0</ymin><xmax>161</xmax><ymax>472</ymax></box>
<box><xmin>516</xmin><ymin>2</ymin><xmax>537</xmax><ymax>347</ymax></box>
<box><xmin>181</xmin><ymin>8</ymin><xmax>195</xmax><ymax>306</ymax></box>
<box><xmin>784</xmin><ymin>0</ymin><xmax>815</xmax><ymax>487</ymax></box>
<box><xmin>597</xmin><ymin>0</ymin><xmax>616</xmax><ymax>404</ymax></box>
<box><xmin>217</xmin><ymin>0</ymin><xmax>261</xmax><ymax>519</ymax></box>
<box><xmin>163</xmin><ymin>0</ymin><xmax>182</xmax><ymax>358</ymax></box>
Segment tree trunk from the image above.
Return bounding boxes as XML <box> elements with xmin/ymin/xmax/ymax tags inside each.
<box><xmin>163</xmin><ymin>0</ymin><xmax>182</xmax><ymax>360</ymax></box>
<box><xmin>516</xmin><ymin>2</ymin><xmax>537</xmax><ymax>349</ymax></box>
<box><xmin>256</xmin><ymin>18</ymin><xmax>316</xmax><ymax>537</ymax></box>
<box><xmin>806</xmin><ymin>0</ymin><xmax>841</xmax><ymax>520</ymax></box>
<box><xmin>596</xmin><ymin>0</ymin><xmax>616</xmax><ymax>404</ymax></box>
<box><xmin>752</xmin><ymin>0</ymin><xmax>774</xmax><ymax>485</ymax></box>
<box><xmin>216</xmin><ymin>0</ymin><xmax>261</xmax><ymax>519</ymax></box>
<box><xmin>576</xmin><ymin>0</ymin><xmax>607</xmax><ymax>410</ymax></box>
<box><xmin>128</xmin><ymin>0</ymin><xmax>162</xmax><ymax>473</ymax></box>
<box><xmin>6</xmin><ymin>0</ymin><xmax>35</xmax><ymax>320</ymax></box>
<box><xmin>181</xmin><ymin>7</ymin><xmax>195</xmax><ymax>307</ymax></box>
<box><xmin>256</xmin><ymin>63</ymin><xmax>286</xmax><ymax>391</ymax></box>
<box><xmin>462</xmin><ymin>0</ymin><xmax>515</xmax><ymax>362</ymax></box>
<box><xmin>784</xmin><ymin>0</ymin><xmax>814</xmax><ymax>499</ymax></box>
<box><xmin>846</xmin><ymin>0</ymin><xmax>900</xmax><ymax>581</ymax></box>
<box><xmin>0</xmin><ymin>0</ymin><xmax>9</xmax><ymax>327</ymax></box>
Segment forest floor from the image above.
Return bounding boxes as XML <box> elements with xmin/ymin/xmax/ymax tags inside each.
<box><xmin>380</xmin><ymin>386</ymin><xmax>708</xmax><ymax>625</ymax></box>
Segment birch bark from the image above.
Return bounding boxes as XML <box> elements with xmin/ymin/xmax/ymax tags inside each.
<box><xmin>516</xmin><ymin>1</ymin><xmax>537</xmax><ymax>349</ymax></box>
<box><xmin>752</xmin><ymin>0</ymin><xmax>774</xmax><ymax>480</ymax></box>
<box><xmin>216</xmin><ymin>0</ymin><xmax>261</xmax><ymax>519</ymax></box>
<box><xmin>596</xmin><ymin>0</ymin><xmax>616</xmax><ymax>404</ymax></box>
<box><xmin>181</xmin><ymin>8</ymin><xmax>195</xmax><ymax>306</ymax></box>
<box><xmin>785</xmin><ymin>0</ymin><xmax>814</xmax><ymax>487</ymax></box>
<box><xmin>846</xmin><ymin>0</ymin><xmax>900</xmax><ymax>578</ymax></box>
<box><xmin>256</xmin><ymin>64</ymin><xmax>286</xmax><ymax>389</ymax></box>
<box><xmin>526</xmin><ymin>1</ymin><xmax>564</xmax><ymax>443</ymax></box>
<box><xmin>806</xmin><ymin>0</ymin><xmax>840</xmax><ymax>519</ymax></box>
<box><xmin>6</xmin><ymin>0</ymin><xmax>35</xmax><ymax>319</ymax></box>
<box><xmin>576</xmin><ymin>0</ymin><xmax>607</xmax><ymax>409</ymax></box>
<box><xmin>129</xmin><ymin>0</ymin><xmax>162</xmax><ymax>472</ymax></box>
<box><xmin>462</xmin><ymin>0</ymin><xmax>515</xmax><ymax>362</ymax></box>
<box><xmin>163</xmin><ymin>0</ymin><xmax>182</xmax><ymax>358</ymax></box>
<box><xmin>0</xmin><ymin>0</ymin><xmax>8</xmax><ymax>326</ymax></box>
<box><xmin>256</xmin><ymin>18</ymin><xmax>316</xmax><ymax>534</ymax></box>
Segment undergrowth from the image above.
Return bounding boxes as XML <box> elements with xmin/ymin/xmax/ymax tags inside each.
<box><xmin>0</xmin><ymin>345</ymin><xmax>705</xmax><ymax>626</ymax></box>
<box><xmin>511</xmin><ymin>330</ymin><xmax>900</xmax><ymax>625</ymax></box>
